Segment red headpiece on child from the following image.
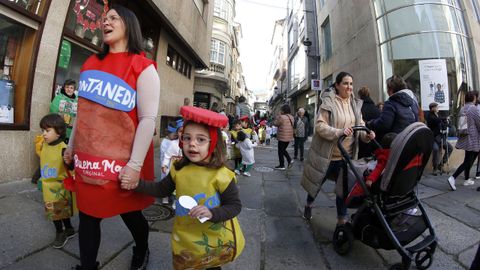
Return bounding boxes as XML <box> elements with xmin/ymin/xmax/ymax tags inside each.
<box><xmin>179</xmin><ymin>106</ymin><xmax>229</xmax><ymax>158</ymax></box>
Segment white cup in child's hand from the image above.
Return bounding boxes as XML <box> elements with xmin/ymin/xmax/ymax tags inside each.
<box><xmin>178</xmin><ymin>195</ymin><xmax>210</xmax><ymax>223</ymax></box>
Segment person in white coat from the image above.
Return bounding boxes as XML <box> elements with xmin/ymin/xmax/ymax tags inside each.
<box><xmin>235</xmin><ymin>130</ymin><xmax>256</xmax><ymax>177</ymax></box>
<box><xmin>159</xmin><ymin>120</ymin><xmax>183</xmax><ymax>203</ymax></box>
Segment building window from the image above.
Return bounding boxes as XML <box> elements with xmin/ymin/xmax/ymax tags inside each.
<box><xmin>0</xmin><ymin>10</ymin><xmax>44</xmax><ymax>128</ymax></box>
<box><xmin>210</xmin><ymin>39</ymin><xmax>226</xmax><ymax>65</ymax></box>
<box><xmin>319</xmin><ymin>0</ymin><xmax>325</xmax><ymax>9</ymax></box>
<box><xmin>64</xmin><ymin>0</ymin><xmax>107</xmax><ymax>47</ymax></box>
<box><xmin>213</xmin><ymin>0</ymin><xmax>228</xmax><ymax>20</ymax></box>
<box><xmin>322</xmin><ymin>18</ymin><xmax>332</xmax><ymax>60</ymax></box>
<box><xmin>288</xmin><ymin>27</ymin><xmax>294</xmax><ymax>49</ymax></box>
<box><xmin>1</xmin><ymin>0</ymin><xmax>49</xmax><ymax>16</ymax></box>
<box><xmin>472</xmin><ymin>0</ymin><xmax>480</xmax><ymax>22</ymax></box>
<box><xmin>166</xmin><ymin>45</ymin><xmax>192</xmax><ymax>79</ymax></box>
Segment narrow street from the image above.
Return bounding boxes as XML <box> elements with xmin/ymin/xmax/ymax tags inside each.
<box><xmin>0</xmin><ymin>142</ymin><xmax>479</xmax><ymax>269</ymax></box>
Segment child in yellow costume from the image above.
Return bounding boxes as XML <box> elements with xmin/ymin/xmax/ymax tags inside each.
<box><xmin>229</xmin><ymin>119</ymin><xmax>243</xmax><ymax>175</ymax></box>
<box><xmin>39</xmin><ymin>113</ymin><xmax>76</xmax><ymax>249</ymax></box>
<box><xmin>122</xmin><ymin>106</ymin><xmax>244</xmax><ymax>270</ymax></box>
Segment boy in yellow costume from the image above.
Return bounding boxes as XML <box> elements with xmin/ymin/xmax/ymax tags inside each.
<box><xmin>38</xmin><ymin>113</ymin><xmax>76</xmax><ymax>249</ymax></box>
<box><xmin>122</xmin><ymin>106</ymin><xmax>244</xmax><ymax>270</ymax></box>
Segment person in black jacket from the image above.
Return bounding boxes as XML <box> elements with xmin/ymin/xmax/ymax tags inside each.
<box><xmin>426</xmin><ymin>102</ymin><xmax>452</xmax><ymax>175</ymax></box>
<box><xmin>367</xmin><ymin>75</ymin><xmax>419</xmax><ymax>141</ymax></box>
<box><xmin>358</xmin><ymin>86</ymin><xmax>380</xmax><ymax>158</ymax></box>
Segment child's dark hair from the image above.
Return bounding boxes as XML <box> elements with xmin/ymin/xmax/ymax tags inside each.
<box><xmin>40</xmin><ymin>113</ymin><xmax>66</xmax><ymax>139</ymax></box>
<box><xmin>233</xmin><ymin>119</ymin><xmax>242</xmax><ymax>127</ymax></box>
<box><xmin>174</xmin><ymin>121</ymin><xmax>227</xmax><ymax>170</ymax></box>
<box><xmin>237</xmin><ymin>130</ymin><xmax>246</xmax><ymax>142</ymax></box>
<box><xmin>381</xmin><ymin>132</ymin><xmax>397</xmax><ymax>149</ymax></box>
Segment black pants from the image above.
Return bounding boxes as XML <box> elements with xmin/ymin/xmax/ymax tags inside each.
<box><xmin>294</xmin><ymin>137</ymin><xmax>306</xmax><ymax>159</ymax></box>
<box><xmin>453</xmin><ymin>150</ymin><xmax>479</xmax><ymax>180</ymax></box>
<box><xmin>432</xmin><ymin>140</ymin><xmax>453</xmax><ymax>168</ymax></box>
<box><xmin>79</xmin><ymin>210</ymin><xmax>149</xmax><ymax>270</ymax></box>
<box><xmin>471</xmin><ymin>244</ymin><xmax>480</xmax><ymax>270</ymax></box>
<box><xmin>277</xmin><ymin>141</ymin><xmax>291</xmax><ymax>167</ymax></box>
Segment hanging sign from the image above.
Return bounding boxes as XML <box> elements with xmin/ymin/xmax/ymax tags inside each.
<box><xmin>58</xmin><ymin>40</ymin><xmax>72</xmax><ymax>69</ymax></box>
<box><xmin>419</xmin><ymin>59</ymin><xmax>450</xmax><ymax>111</ymax></box>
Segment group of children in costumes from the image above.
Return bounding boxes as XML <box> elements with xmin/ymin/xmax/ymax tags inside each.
<box><xmin>37</xmin><ymin>106</ymin><xmax>247</xmax><ymax>269</ymax></box>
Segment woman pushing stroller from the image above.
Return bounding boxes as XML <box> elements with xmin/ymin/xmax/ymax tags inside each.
<box><xmin>301</xmin><ymin>72</ymin><xmax>375</xmax><ymax>224</ymax></box>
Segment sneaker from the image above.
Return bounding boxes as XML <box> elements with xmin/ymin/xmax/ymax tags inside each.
<box><xmin>476</xmin><ymin>174</ymin><xmax>480</xmax><ymax>180</ymax></box>
<box><xmin>274</xmin><ymin>165</ymin><xmax>285</xmax><ymax>170</ymax></box>
<box><xmin>64</xmin><ymin>227</ymin><xmax>77</xmax><ymax>240</ymax></box>
<box><xmin>293</xmin><ymin>156</ymin><xmax>298</xmax><ymax>160</ymax></box>
<box><xmin>234</xmin><ymin>169</ymin><xmax>241</xmax><ymax>175</ymax></box>
<box><xmin>288</xmin><ymin>160</ymin><xmax>294</xmax><ymax>169</ymax></box>
<box><xmin>463</xmin><ymin>179</ymin><xmax>475</xmax><ymax>186</ymax></box>
<box><xmin>131</xmin><ymin>246</ymin><xmax>149</xmax><ymax>270</ymax></box>
<box><xmin>303</xmin><ymin>206</ymin><xmax>312</xmax><ymax>220</ymax></box>
<box><xmin>52</xmin><ymin>232</ymin><xmax>67</xmax><ymax>249</ymax></box>
<box><xmin>242</xmin><ymin>172</ymin><xmax>251</xmax><ymax>177</ymax></box>
<box><xmin>447</xmin><ymin>176</ymin><xmax>456</xmax><ymax>191</ymax></box>
<box><xmin>300</xmin><ymin>157</ymin><xmax>304</xmax><ymax>161</ymax></box>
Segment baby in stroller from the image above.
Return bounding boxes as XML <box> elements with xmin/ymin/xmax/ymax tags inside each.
<box><xmin>334</xmin><ymin>123</ymin><xmax>437</xmax><ymax>270</ymax></box>
<box><xmin>346</xmin><ymin>132</ymin><xmax>397</xmax><ymax>206</ymax></box>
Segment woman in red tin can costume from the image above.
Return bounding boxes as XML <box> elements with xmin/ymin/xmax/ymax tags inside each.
<box><xmin>63</xmin><ymin>5</ymin><xmax>159</xmax><ymax>270</ymax></box>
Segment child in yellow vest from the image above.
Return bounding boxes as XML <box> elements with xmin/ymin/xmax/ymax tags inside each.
<box><xmin>121</xmin><ymin>106</ymin><xmax>244</xmax><ymax>270</ymax></box>
<box><xmin>39</xmin><ymin>113</ymin><xmax>76</xmax><ymax>249</ymax></box>
<box><xmin>229</xmin><ymin>119</ymin><xmax>243</xmax><ymax>174</ymax></box>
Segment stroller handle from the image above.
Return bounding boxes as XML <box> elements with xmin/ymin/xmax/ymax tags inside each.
<box><xmin>337</xmin><ymin>126</ymin><xmax>381</xmax><ymax>158</ymax></box>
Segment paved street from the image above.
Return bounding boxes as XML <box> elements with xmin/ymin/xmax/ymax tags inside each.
<box><xmin>1</xmin><ymin>142</ymin><xmax>479</xmax><ymax>269</ymax></box>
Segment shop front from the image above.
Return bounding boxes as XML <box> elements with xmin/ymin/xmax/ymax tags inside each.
<box><xmin>374</xmin><ymin>0</ymin><xmax>478</xmax><ymax>122</ymax></box>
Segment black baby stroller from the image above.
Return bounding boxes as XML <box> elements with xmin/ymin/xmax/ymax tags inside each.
<box><xmin>332</xmin><ymin>123</ymin><xmax>437</xmax><ymax>270</ymax></box>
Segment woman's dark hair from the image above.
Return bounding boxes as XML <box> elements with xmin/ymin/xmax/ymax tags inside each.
<box><xmin>381</xmin><ymin>132</ymin><xmax>397</xmax><ymax>149</ymax></box>
<box><xmin>358</xmin><ymin>86</ymin><xmax>370</xmax><ymax>99</ymax></box>
<box><xmin>280</xmin><ymin>104</ymin><xmax>291</xmax><ymax>114</ymax></box>
<box><xmin>174</xmin><ymin>121</ymin><xmax>227</xmax><ymax>170</ymax></box>
<box><xmin>237</xmin><ymin>130</ymin><xmax>246</xmax><ymax>142</ymax></box>
<box><xmin>61</xmin><ymin>79</ymin><xmax>76</xmax><ymax>98</ymax></box>
<box><xmin>97</xmin><ymin>4</ymin><xmax>144</xmax><ymax>60</ymax></box>
<box><xmin>238</xmin><ymin>96</ymin><xmax>246</xmax><ymax>103</ymax></box>
<box><xmin>40</xmin><ymin>113</ymin><xmax>66</xmax><ymax>139</ymax></box>
<box><xmin>386</xmin><ymin>75</ymin><xmax>407</xmax><ymax>93</ymax></box>
<box><xmin>465</xmin><ymin>91</ymin><xmax>476</xmax><ymax>103</ymax></box>
<box><xmin>335</xmin><ymin>72</ymin><xmax>353</xmax><ymax>86</ymax></box>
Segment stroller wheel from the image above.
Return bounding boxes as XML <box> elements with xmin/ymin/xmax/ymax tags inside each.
<box><xmin>415</xmin><ymin>248</ymin><xmax>434</xmax><ymax>270</ymax></box>
<box><xmin>333</xmin><ymin>223</ymin><xmax>354</xmax><ymax>255</ymax></box>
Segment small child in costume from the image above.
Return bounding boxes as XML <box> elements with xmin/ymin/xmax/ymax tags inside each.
<box><xmin>159</xmin><ymin>119</ymin><xmax>183</xmax><ymax>204</ymax></box>
<box><xmin>235</xmin><ymin>131</ymin><xmax>257</xmax><ymax>177</ymax></box>
<box><xmin>239</xmin><ymin>115</ymin><xmax>259</xmax><ymax>143</ymax></box>
<box><xmin>265</xmin><ymin>123</ymin><xmax>272</xmax><ymax>145</ymax></box>
<box><xmin>229</xmin><ymin>119</ymin><xmax>243</xmax><ymax>175</ymax></box>
<box><xmin>38</xmin><ymin>113</ymin><xmax>76</xmax><ymax>249</ymax></box>
<box><xmin>346</xmin><ymin>132</ymin><xmax>397</xmax><ymax>205</ymax></box>
<box><xmin>121</xmin><ymin>106</ymin><xmax>244</xmax><ymax>270</ymax></box>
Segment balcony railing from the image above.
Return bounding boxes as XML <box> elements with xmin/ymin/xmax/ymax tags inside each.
<box><xmin>209</xmin><ymin>63</ymin><xmax>225</xmax><ymax>74</ymax></box>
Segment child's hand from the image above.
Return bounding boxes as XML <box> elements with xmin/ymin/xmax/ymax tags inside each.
<box><xmin>119</xmin><ymin>165</ymin><xmax>140</xmax><ymax>190</ymax></box>
<box><xmin>63</xmin><ymin>148</ymin><xmax>73</xmax><ymax>165</ymax></box>
<box><xmin>189</xmin><ymin>205</ymin><xmax>212</xmax><ymax>220</ymax></box>
<box><xmin>366</xmin><ymin>180</ymin><xmax>373</xmax><ymax>187</ymax></box>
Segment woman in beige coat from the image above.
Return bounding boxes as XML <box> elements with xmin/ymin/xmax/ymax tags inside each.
<box><xmin>273</xmin><ymin>104</ymin><xmax>295</xmax><ymax>170</ymax></box>
<box><xmin>301</xmin><ymin>72</ymin><xmax>375</xmax><ymax>225</ymax></box>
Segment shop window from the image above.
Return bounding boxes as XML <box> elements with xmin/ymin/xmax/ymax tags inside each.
<box><xmin>0</xmin><ymin>13</ymin><xmax>39</xmax><ymax>127</ymax></box>
<box><xmin>63</xmin><ymin>0</ymin><xmax>107</xmax><ymax>47</ymax></box>
<box><xmin>54</xmin><ymin>39</ymin><xmax>95</xmax><ymax>95</ymax></box>
<box><xmin>0</xmin><ymin>0</ymin><xmax>49</xmax><ymax>17</ymax></box>
<box><xmin>322</xmin><ymin>17</ymin><xmax>332</xmax><ymax>60</ymax></box>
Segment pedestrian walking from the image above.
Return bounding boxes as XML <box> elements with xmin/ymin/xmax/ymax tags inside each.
<box><xmin>301</xmin><ymin>72</ymin><xmax>375</xmax><ymax>224</ymax></box>
<box><xmin>38</xmin><ymin>114</ymin><xmax>76</xmax><ymax>249</ymax></box>
<box><xmin>447</xmin><ymin>91</ymin><xmax>480</xmax><ymax>190</ymax></box>
<box><xmin>357</xmin><ymin>86</ymin><xmax>380</xmax><ymax>158</ymax></box>
<box><xmin>235</xmin><ymin>96</ymin><xmax>250</xmax><ymax>119</ymax></box>
<box><xmin>63</xmin><ymin>5</ymin><xmax>160</xmax><ymax>270</ymax></box>
<box><xmin>273</xmin><ymin>104</ymin><xmax>294</xmax><ymax>170</ymax></box>
<box><xmin>426</xmin><ymin>102</ymin><xmax>452</xmax><ymax>175</ymax></box>
<box><xmin>121</xmin><ymin>106</ymin><xmax>244</xmax><ymax>270</ymax></box>
<box><xmin>235</xmin><ymin>130</ymin><xmax>256</xmax><ymax>177</ymax></box>
<box><xmin>367</xmin><ymin>75</ymin><xmax>419</xmax><ymax>141</ymax></box>
<box><xmin>293</xmin><ymin>107</ymin><xmax>310</xmax><ymax>161</ymax></box>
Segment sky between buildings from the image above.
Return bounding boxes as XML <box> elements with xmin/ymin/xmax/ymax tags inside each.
<box><xmin>236</xmin><ymin>0</ymin><xmax>288</xmax><ymax>96</ymax></box>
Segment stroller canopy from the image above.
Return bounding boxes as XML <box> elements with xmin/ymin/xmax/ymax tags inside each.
<box><xmin>380</xmin><ymin>122</ymin><xmax>433</xmax><ymax>195</ymax></box>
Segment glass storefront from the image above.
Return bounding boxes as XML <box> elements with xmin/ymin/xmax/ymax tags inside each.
<box><xmin>374</xmin><ymin>0</ymin><xmax>477</xmax><ymax>122</ymax></box>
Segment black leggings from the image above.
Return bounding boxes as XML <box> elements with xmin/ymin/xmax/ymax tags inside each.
<box><xmin>277</xmin><ymin>141</ymin><xmax>291</xmax><ymax>167</ymax></box>
<box><xmin>79</xmin><ymin>210</ymin><xmax>149</xmax><ymax>270</ymax></box>
<box><xmin>452</xmin><ymin>150</ymin><xmax>479</xmax><ymax>180</ymax></box>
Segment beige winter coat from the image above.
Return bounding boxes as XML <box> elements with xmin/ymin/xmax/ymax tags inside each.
<box><xmin>301</xmin><ymin>87</ymin><xmax>367</xmax><ymax>198</ymax></box>
<box><xmin>274</xmin><ymin>114</ymin><xmax>294</xmax><ymax>142</ymax></box>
